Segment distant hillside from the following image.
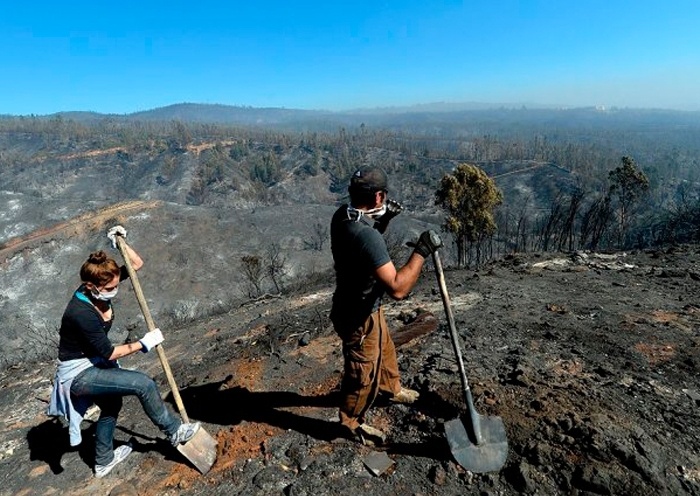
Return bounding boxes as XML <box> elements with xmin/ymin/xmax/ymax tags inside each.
<box><xmin>33</xmin><ymin>102</ymin><xmax>700</xmax><ymax>139</ymax></box>
<box><xmin>126</xmin><ymin>103</ymin><xmax>330</xmax><ymax>125</ymax></box>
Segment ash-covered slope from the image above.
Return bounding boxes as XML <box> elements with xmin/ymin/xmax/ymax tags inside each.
<box><xmin>1</xmin><ymin>246</ymin><xmax>699</xmax><ymax>495</ymax></box>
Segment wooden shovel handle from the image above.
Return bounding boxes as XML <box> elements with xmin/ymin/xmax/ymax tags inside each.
<box><xmin>431</xmin><ymin>250</ymin><xmax>471</xmax><ymax>393</ymax></box>
<box><xmin>432</xmin><ymin>249</ymin><xmax>484</xmax><ymax>444</ymax></box>
<box><xmin>116</xmin><ymin>236</ymin><xmax>190</xmax><ymax>422</ymax></box>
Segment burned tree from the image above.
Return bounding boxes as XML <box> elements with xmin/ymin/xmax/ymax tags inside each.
<box><xmin>608</xmin><ymin>156</ymin><xmax>649</xmax><ymax>247</ymax></box>
<box><xmin>435</xmin><ymin>163</ymin><xmax>503</xmax><ymax>267</ymax></box>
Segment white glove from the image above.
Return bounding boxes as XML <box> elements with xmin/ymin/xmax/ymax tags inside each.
<box><xmin>107</xmin><ymin>225</ymin><xmax>127</xmax><ymax>249</ymax></box>
<box><xmin>139</xmin><ymin>328</ymin><xmax>164</xmax><ymax>352</ymax></box>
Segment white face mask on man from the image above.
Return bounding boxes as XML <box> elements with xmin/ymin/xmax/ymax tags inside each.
<box><xmin>346</xmin><ymin>203</ymin><xmax>387</xmax><ymax>222</ymax></box>
<box><xmin>363</xmin><ymin>203</ymin><xmax>387</xmax><ymax>219</ymax></box>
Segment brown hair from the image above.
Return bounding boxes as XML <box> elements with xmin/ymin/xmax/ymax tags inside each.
<box><xmin>80</xmin><ymin>251</ymin><xmax>120</xmax><ymax>286</ymax></box>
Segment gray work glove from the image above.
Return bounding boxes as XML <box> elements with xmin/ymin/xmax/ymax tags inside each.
<box><xmin>408</xmin><ymin>230</ymin><xmax>443</xmax><ymax>258</ymax></box>
<box><xmin>139</xmin><ymin>328</ymin><xmax>164</xmax><ymax>352</ymax></box>
<box><xmin>107</xmin><ymin>225</ymin><xmax>127</xmax><ymax>249</ymax></box>
<box><xmin>375</xmin><ymin>199</ymin><xmax>403</xmax><ymax>234</ymax></box>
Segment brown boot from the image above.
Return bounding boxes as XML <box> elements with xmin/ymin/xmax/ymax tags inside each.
<box><xmin>390</xmin><ymin>387</ymin><xmax>419</xmax><ymax>404</ymax></box>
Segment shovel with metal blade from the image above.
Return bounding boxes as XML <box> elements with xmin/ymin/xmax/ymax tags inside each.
<box><xmin>116</xmin><ymin>236</ymin><xmax>218</xmax><ymax>474</ymax></box>
<box><xmin>431</xmin><ymin>249</ymin><xmax>508</xmax><ymax>473</ymax></box>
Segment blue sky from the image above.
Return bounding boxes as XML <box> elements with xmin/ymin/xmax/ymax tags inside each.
<box><xmin>1</xmin><ymin>1</ymin><xmax>699</xmax><ymax>115</ymax></box>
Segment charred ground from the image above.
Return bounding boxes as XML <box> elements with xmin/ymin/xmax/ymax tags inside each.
<box><xmin>1</xmin><ymin>244</ymin><xmax>699</xmax><ymax>495</ymax></box>
<box><xmin>2</xmin><ymin>112</ymin><xmax>700</xmax><ymax>494</ymax></box>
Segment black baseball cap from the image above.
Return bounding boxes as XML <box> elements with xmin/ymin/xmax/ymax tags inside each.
<box><xmin>349</xmin><ymin>166</ymin><xmax>388</xmax><ymax>192</ymax></box>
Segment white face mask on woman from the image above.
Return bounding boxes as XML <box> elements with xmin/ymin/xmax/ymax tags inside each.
<box><xmin>92</xmin><ymin>287</ymin><xmax>119</xmax><ymax>301</ymax></box>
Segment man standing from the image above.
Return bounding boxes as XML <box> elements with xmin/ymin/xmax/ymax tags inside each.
<box><xmin>330</xmin><ymin>165</ymin><xmax>442</xmax><ymax>445</ymax></box>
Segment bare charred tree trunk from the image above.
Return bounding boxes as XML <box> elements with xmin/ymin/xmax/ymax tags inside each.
<box><xmin>496</xmin><ymin>209</ymin><xmax>511</xmax><ymax>255</ymax></box>
<box><xmin>241</xmin><ymin>255</ymin><xmax>264</xmax><ymax>298</ymax></box>
<box><xmin>558</xmin><ymin>189</ymin><xmax>585</xmax><ymax>251</ymax></box>
<box><xmin>472</xmin><ymin>232</ymin><xmax>495</xmax><ymax>266</ymax></box>
<box><xmin>514</xmin><ymin>197</ymin><xmax>531</xmax><ymax>253</ymax></box>
<box><xmin>457</xmin><ymin>234</ymin><xmax>467</xmax><ymax>268</ymax></box>
<box><xmin>580</xmin><ymin>195</ymin><xmax>613</xmax><ymax>250</ymax></box>
<box><xmin>265</xmin><ymin>243</ymin><xmax>287</xmax><ymax>294</ymax></box>
<box><xmin>516</xmin><ymin>214</ymin><xmax>529</xmax><ymax>253</ymax></box>
<box><xmin>475</xmin><ymin>238</ymin><xmax>483</xmax><ymax>266</ymax></box>
<box><xmin>304</xmin><ymin>222</ymin><xmax>328</xmax><ymax>251</ymax></box>
<box><xmin>539</xmin><ymin>193</ymin><xmax>565</xmax><ymax>252</ymax></box>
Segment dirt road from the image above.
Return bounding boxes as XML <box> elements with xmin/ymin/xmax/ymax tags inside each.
<box><xmin>0</xmin><ymin>200</ymin><xmax>160</xmax><ymax>263</ymax></box>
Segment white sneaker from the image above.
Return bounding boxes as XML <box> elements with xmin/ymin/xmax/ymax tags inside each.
<box><xmin>171</xmin><ymin>422</ymin><xmax>200</xmax><ymax>446</ymax></box>
<box><xmin>94</xmin><ymin>444</ymin><xmax>132</xmax><ymax>478</ymax></box>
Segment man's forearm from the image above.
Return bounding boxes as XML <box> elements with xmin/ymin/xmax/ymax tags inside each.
<box><xmin>389</xmin><ymin>254</ymin><xmax>424</xmax><ymax>299</ymax></box>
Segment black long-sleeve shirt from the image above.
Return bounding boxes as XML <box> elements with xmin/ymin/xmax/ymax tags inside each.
<box><xmin>57</xmin><ymin>267</ymin><xmax>128</xmax><ymax>361</ymax></box>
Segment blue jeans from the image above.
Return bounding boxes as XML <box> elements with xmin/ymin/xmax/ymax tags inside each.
<box><xmin>71</xmin><ymin>366</ymin><xmax>180</xmax><ymax>465</ymax></box>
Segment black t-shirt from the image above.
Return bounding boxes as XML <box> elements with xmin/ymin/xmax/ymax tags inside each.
<box><xmin>57</xmin><ymin>267</ymin><xmax>128</xmax><ymax>361</ymax></box>
<box><xmin>330</xmin><ymin>204</ymin><xmax>391</xmax><ymax>329</ymax></box>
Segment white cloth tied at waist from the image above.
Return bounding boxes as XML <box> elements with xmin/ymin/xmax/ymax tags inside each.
<box><xmin>47</xmin><ymin>356</ymin><xmax>118</xmax><ymax>446</ymax></box>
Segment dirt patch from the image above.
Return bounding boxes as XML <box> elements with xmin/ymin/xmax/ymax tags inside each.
<box><xmin>634</xmin><ymin>342</ymin><xmax>676</xmax><ymax>365</ymax></box>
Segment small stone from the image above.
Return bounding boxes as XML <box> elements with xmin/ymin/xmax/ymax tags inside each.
<box><xmin>429</xmin><ymin>464</ymin><xmax>447</xmax><ymax>485</ymax></box>
<box><xmin>110</xmin><ymin>483</ymin><xmax>138</xmax><ymax>496</ymax></box>
<box><xmin>299</xmin><ymin>456</ymin><xmax>314</xmax><ymax>471</ymax></box>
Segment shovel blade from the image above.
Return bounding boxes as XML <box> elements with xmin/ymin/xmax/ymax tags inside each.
<box><xmin>444</xmin><ymin>415</ymin><xmax>508</xmax><ymax>473</ymax></box>
<box><xmin>177</xmin><ymin>427</ymin><xmax>218</xmax><ymax>474</ymax></box>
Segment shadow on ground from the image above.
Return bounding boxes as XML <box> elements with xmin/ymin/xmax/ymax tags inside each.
<box><xmin>175</xmin><ymin>380</ymin><xmax>456</xmax><ymax>463</ymax></box>
<box><xmin>27</xmin><ymin>416</ymin><xmax>186</xmax><ymax>475</ymax></box>
<box><xmin>26</xmin><ymin>418</ymin><xmax>91</xmax><ymax>474</ymax></box>
<box><xmin>176</xmin><ymin>381</ymin><xmax>346</xmax><ymax>442</ymax></box>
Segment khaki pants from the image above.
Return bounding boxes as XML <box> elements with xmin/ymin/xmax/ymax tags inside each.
<box><xmin>335</xmin><ymin>307</ymin><xmax>401</xmax><ymax>431</ymax></box>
